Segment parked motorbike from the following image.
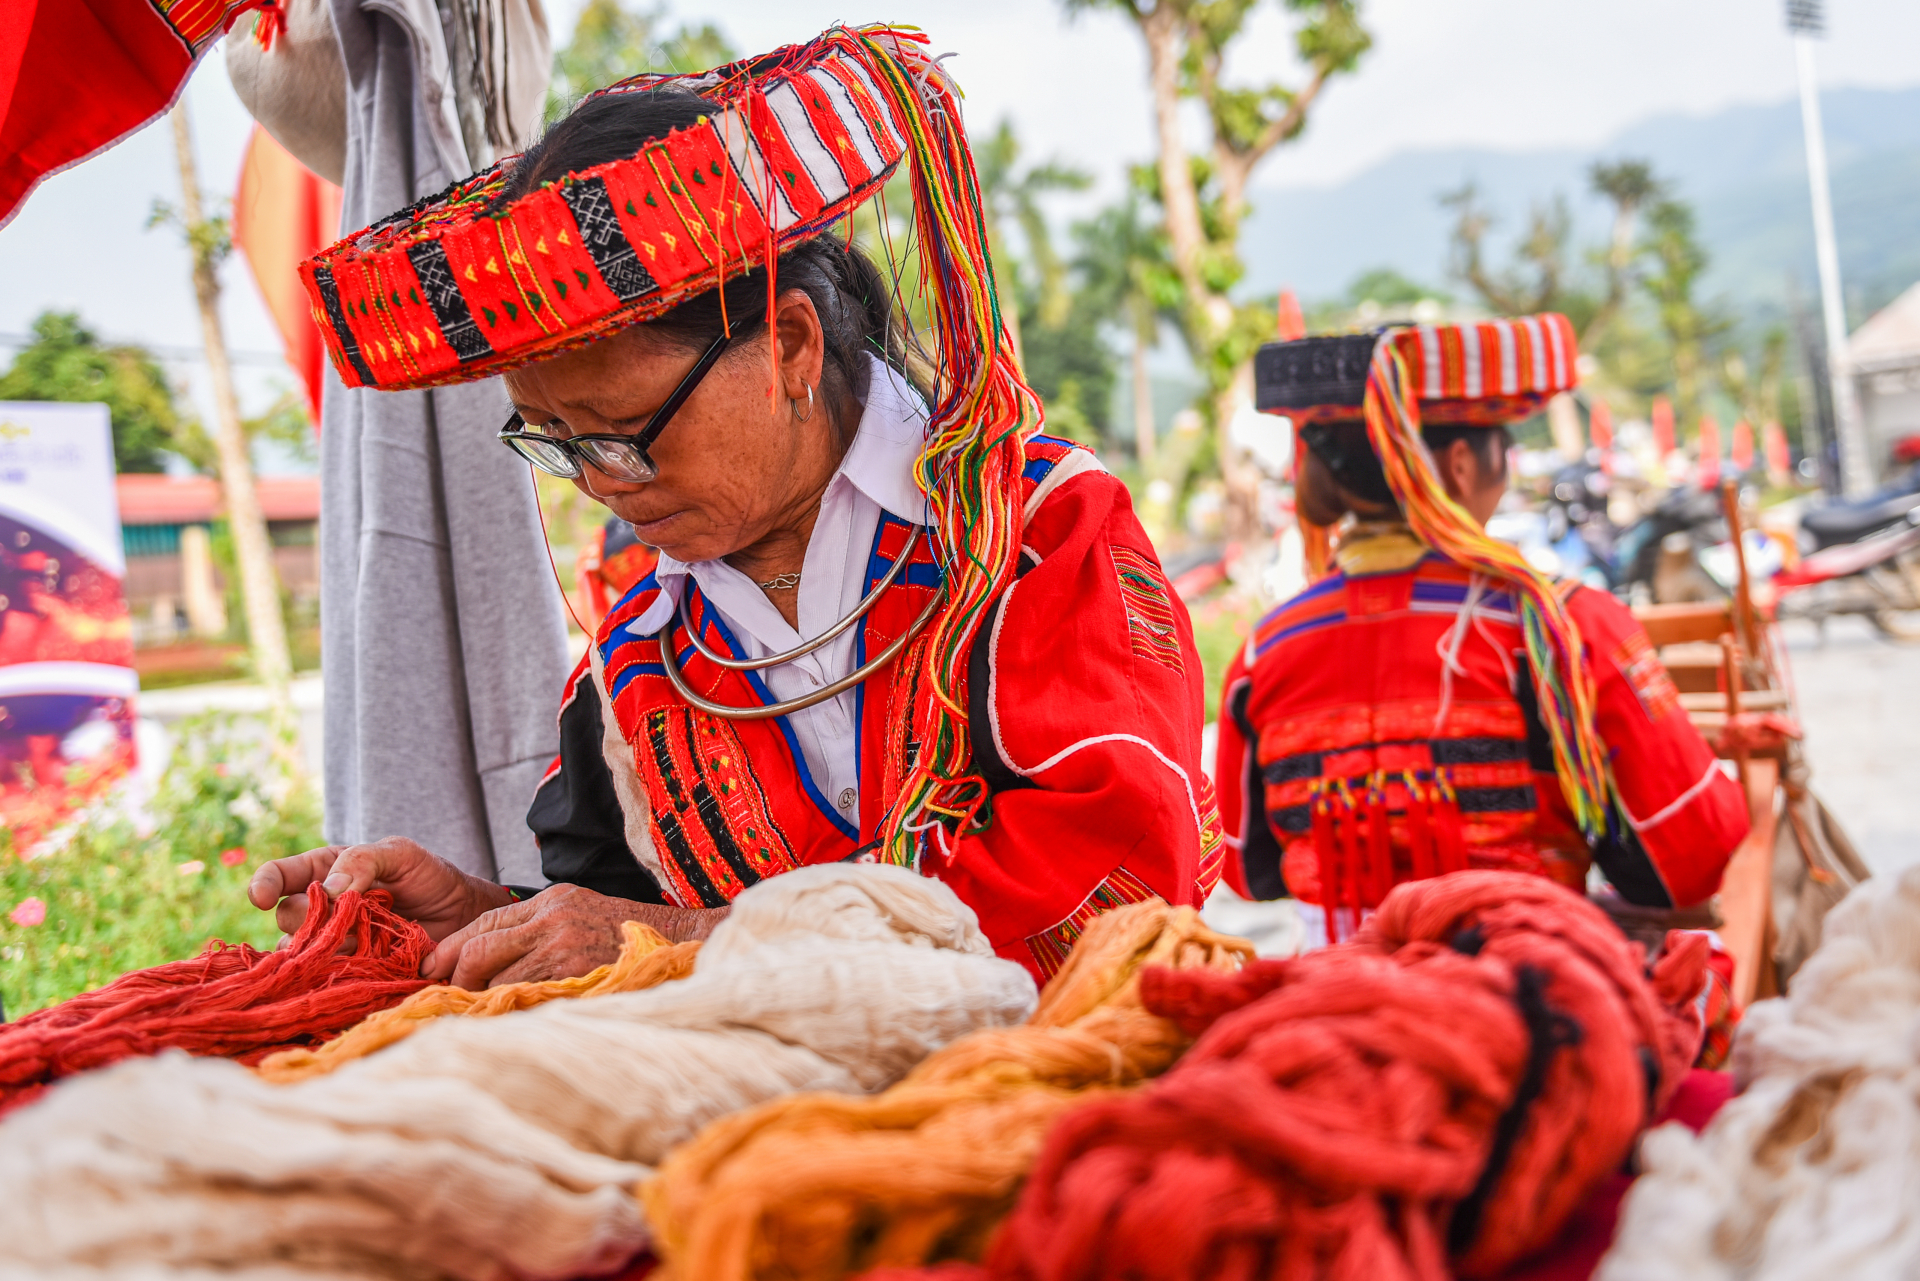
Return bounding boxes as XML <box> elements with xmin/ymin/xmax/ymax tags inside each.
<box><xmin>1604</xmin><ymin>463</ymin><xmax>1920</xmax><ymax>640</ymax></box>
<box><xmin>1798</xmin><ymin>461</ymin><xmax>1920</xmax><ymax>549</ymax></box>
<box><xmin>1609</xmin><ymin>484</ymin><xmax>1729</xmax><ymax>601</ymax></box>
<box><xmin>1774</xmin><ymin>465</ymin><xmax>1920</xmax><ymax>640</ymax></box>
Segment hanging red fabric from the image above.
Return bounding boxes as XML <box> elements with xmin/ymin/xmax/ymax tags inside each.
<box><xmin>233</xmin><ymin>124</ymin><xmax>342</xmax><ymax>425</ymax></box>
<box><xmin>0</xmin><ymin>0</ymin><xmax>276</xmax><ymax>230</ymax></box>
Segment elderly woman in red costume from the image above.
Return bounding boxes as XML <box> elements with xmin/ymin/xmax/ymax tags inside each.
<box><xmin>1216</xmin><ymin>321</ymin><xmax>1749</xmax><ymax>948</ymax></box>
<box><xmin>246</xmin><ymin>28</ymin><xmax>1223</xmax><ymax>986</ymax></box>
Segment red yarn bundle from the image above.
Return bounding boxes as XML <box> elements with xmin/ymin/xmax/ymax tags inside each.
<box><xmin>951</xmin><ymin>872</ymin><xmax>1706</xmax><ymax>1281</ymax></box>
<box><xmin>0</xmin><ymin>886</ymin><xmax>433</xmax><ymax>1115</ymax></box>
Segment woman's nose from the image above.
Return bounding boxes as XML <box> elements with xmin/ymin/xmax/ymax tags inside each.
<box><xmin>573</xmin><ymin>468</ymin><xmax>644</xmax><ymax>500</ymax></box>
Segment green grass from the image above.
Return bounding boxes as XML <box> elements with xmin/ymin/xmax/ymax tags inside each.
<box><xmin>1187</xmin><ymin>591</ymin><xmax>1256</xmax><ymax>724</ymax></box>
<box><xmin>1</xmin><ymin>716</ymin><xmax>321</xmax><ymax>1019</ymax></box>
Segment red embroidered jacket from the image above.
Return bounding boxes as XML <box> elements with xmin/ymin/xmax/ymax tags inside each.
<box><xmin>1215</xmin><ymin>538</ymin><xmax>1748</xmax><ymax>914</ymax></box>
<box><xmin>530</xmin><ymin>436</ymin><xmax>1225</xmax><ymax>980</ymax></box>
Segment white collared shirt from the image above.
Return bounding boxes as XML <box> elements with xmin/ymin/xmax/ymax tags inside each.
<box><xmin>623</xmin><ymin>355</ymin><xmax>929</xmax><ymax>831</ymax></box>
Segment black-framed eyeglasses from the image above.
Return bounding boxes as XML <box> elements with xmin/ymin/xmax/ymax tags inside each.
<box><xmin>498</xmin><ymin>332</ymin><xmax>731</xmax><ymax>484</ymax></box>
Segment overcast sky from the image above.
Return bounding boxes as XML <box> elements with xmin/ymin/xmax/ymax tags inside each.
<box><xmin>627</xmin><ymin>0</ymin><xmax>1920</xmax><ymax>191</ymax></box>
<box><xmin>1</xmin><ymin>0</ymin><xmax>1914</xmax><ymax>458</ymax></box>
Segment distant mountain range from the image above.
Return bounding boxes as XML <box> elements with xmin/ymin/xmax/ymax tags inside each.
<box><xmin>1238</xmin><ymin>86</ymin><xmax>1920</xmax><ymax>329</ymax></box>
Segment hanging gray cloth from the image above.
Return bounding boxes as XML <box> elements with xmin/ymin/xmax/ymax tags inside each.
<box><xmin>315</xmin><ymin>0</ymin><xmax>566</xmax><ymax>883</ymax></box>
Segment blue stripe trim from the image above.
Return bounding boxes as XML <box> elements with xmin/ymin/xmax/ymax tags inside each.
<box><xmin>1021</xmin><ymin>456</ymin><xmax>1056</xmax><ymax>484</ymax></box>
<box><xmin>608</xmin><ymin>661</ymin><xmax>667</xmax><ymax>690</ymax></box>
<box><xmin>1250</xmin><ymin>574</ymin><xmax>1346</xmax><ymax>645</ymax></box>
<box><xmin>597</xmin><ymin>569</ymin><xmax>662</xmax><ymax>669</ymax></box>
<box><xmin>1411</xmin><ymin>580</ymin><xmax>1471</xmax><ymax>604</ymax></box>
<box><xmin>853</xmin><ymin>516</ymin><xmax>896</xmax><ymax>824</ymax></box>
<box><xmin>1255</xmin><ymin>608</ymin><xmax>1347</xmax><ymax>656</ymax></box>
<box><xmin>1408</xmin><ymin>581</ymin><xmax>1516</xmax><ymax>610</ymax></box>
<box><xmin>695</xmin><ymin>593</ymin><xmax>859</xmax><ymax>841</ymax></box>
<box><xmin>1408</xmin><ymin>581</ymin><xmax>1519</xmax><ymax>618</ymax></box>
<box><xmin>609</xmin><ymin>641</ymin><xmax>693</xmax><ymax>698</ymax></box>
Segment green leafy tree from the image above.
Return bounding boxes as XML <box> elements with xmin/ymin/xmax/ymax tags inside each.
<box><xmin>1441</xmin><ymin>159</ymin><xmax>1664</xmax><ymax>348</ymax></box>
<box><xmin>0</xmin><ymin>312</ymin><xmax>185</xmax><ymax>473</ymax></box>
<box><xmin>1071</xmin><ymin>191</ymin><xmax>1180</xmax><ymax>463</ymax></box>
<box><xmin>1063</xmin><ymin>0</ymin><xmax>1371</xmax><ymax>542</ymax></box>
<box><xmin>1587</xmin><ymin>158</ymin><xmax>1660</xmax><ymax>336</ymax></box>
<box><xmin>168</xmin><ymin>389</ymin><xmax>314</xmax><ymax>476</ymax></box>
<box><xmin>547</xmin><ymin>0</ymin><xmax>734</xmax><ymax>117</ymax></box>
<box><xmin>975</xmin><ymin>119</ymin><xmax>1093</xmax><ymax>365</ymax></box>
<box><xmin>1641</xmin><ymin>196</ymin><xmax>1729</xmax><ymax>431</ymax></box>
<box><xmin>1346</xmin><ymin>267</ymin><xmax>1443</xmax><ymax>308</ymax></box>
<box><xmin>1440</xmin><ymin>182</ymin><xmax>1593</xmax><ymax>329</ymax></box>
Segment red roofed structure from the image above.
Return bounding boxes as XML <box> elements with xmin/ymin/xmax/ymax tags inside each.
<box><xmin>114</xmin><ymin>474</ymin><xmax>319</xmax><ymax>526</ymax></box>
<box><xmin>115</xmin><ymin>474</ymin><xmax>319</xmax><ymax>646</ymax></box>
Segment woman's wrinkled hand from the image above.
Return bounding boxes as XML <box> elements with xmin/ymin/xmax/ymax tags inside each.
<box><xmin>246</xmin><ymin>836</ymin><xmax>511</xmax><ymax>944</ymax></box>
<box><xmin>422</xmin><ymin>886</ymin><xmax>729</xmax><ymax>989</ymax></box>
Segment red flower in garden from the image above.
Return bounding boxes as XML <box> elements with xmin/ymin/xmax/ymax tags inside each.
<box><xmin>219</xmin><ymin>848</ymin><xmax>248</xmax><ymax>868</ymax></box>
<box><xmin>9</xmin><ymin>897</ymin><xmax>47</xmax><ymax>927</ymax></box>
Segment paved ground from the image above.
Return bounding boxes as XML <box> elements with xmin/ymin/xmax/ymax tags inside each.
<box><xmin>1778</xmin><ymin>616</ymin><xmax>1920</xmax><ymax>877</ymax></box>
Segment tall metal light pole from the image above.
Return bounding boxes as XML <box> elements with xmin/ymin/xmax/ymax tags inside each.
<box><xmin>1788</xmin><ymin>0</ymin><xmax>1873</xmax><ymax>496</ymax></box>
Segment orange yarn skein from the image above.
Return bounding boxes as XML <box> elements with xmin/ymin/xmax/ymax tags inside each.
<box><xmin>643</xmin><ymin>901</ymin><xmax>1253</xmax><ymax>1280</ymax></box>
<box><xmin>978</xmin><ymin>872</ymin><xmax>1708</xmax><ymax>1281</ymax></box>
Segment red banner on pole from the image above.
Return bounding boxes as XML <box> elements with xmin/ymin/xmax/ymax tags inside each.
<box><xmin>233</xmin><ymin>125</ymin><xmax>341</xmax><ymax>424</ymax></box>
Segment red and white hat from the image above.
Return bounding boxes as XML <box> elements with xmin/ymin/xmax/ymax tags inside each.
<box><xmin>301</xmin><ymin>27</ymin><xmax>921</xmax><ymax>392</ymax></box>
<box><xmin>1254</xmin><ymin>314</ymin><xmax>1579</xmax><ymax>427</ymax></box>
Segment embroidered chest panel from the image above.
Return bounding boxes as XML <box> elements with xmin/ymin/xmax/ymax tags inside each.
<box><xmin>594</xmin><ymin>517</ymin><xmax>943</xmax><ymax>903</ymax></box>
<box><xmin>590</xmin><ymin>435</ymin><xmax>1094</xmax><ymax>905</ymax></box>
<box><xmin>633</xmin><ymin>705</ymin><xmax>799</xmax><ymax>907</ymax></box>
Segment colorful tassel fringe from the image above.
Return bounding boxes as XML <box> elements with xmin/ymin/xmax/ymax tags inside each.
<box><xmin>1362</xmin><ymin>337</ymin><xmax>1612</xmax><ymax>840</ymax></box>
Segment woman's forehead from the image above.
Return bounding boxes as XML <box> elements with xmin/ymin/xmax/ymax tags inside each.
<box><xmin>506</xmin><ymin>328</ymin><xmax>684</xmax><ymax>410</ymax></box>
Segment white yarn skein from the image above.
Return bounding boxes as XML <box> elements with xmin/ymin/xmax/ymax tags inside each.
<box><xmin>1600</xmin><ymin>864</ymin><xmax>1920</xmax><ymax>1281</ymax></box>
<box><xmin>0</xmin><ymin>864</ymin><xmax>1038</xmax><ymax>1281</ymax></box>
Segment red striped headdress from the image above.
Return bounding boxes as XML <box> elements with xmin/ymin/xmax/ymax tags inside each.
<box><xmin>301</xmin><ymin>29</ymin><xmax>914</xmax><ymax>389</ymax></box>
<box><xmin>1254</xmin><ymin>315</ymin><xmax>1578</xmax><ymax>426</ymax></box>
<box><xmin>299</xmin><ymin>25</ymin><xmax>1044</xmax><ymax>868</ymax></box>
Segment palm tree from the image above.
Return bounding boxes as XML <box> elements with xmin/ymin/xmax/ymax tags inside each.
<box><xmin>1588</xmin><ymin>159</ymin><xmax>1661</xmax><ymax>334</ymax></box>
<box><xmin>974</xmin><ymin>120</ymin><xmax>1091</xmax><ymax>365</ymax></box>
<box><xmin>1074</xmin><ymin>194</ymin><xmax>1175</xmax><ymax>464</ymax></box>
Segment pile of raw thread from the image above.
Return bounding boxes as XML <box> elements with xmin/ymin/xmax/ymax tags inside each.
<box><xmin>902</xmin><ymin>871</ymin><xmax>1709</xmax><ymax>1281</ymax></box>
<box><xmin>257</xmin><ymin>920</ymin><xmax>701</xmax><ymax>1082</ymax></box>
<box><xmin>1599</xmin><ymin>864</ymin><xmax>1920</xmax><ymax>1280</ymax></box>
<box><xmin>645</xmin><ymin>900</ymin><xmax>1253</xmax><ymax>1280</ymax></box>
<box><xmin>0</xmin><ymin>864</ymin><xmax>1039</xmax><ymax>1281</ymax></box>
<box><xmin>0</xmin><ymin>885</ymin><xmax>431</xmax><ymax>1115</ymax></box>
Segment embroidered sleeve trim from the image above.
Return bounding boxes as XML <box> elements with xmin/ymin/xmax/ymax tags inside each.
<box><xmin>588</xmin><ymin>640</ymin><xmax>678</xmax><ymax>903</ymax></box>
<box><xmin>1196</xmin><ymin>772</ymin><xmax>1227</xmax><ymax>896</ymax></box>
<box><xmin>1111</xmin><ymin>545</ymin><xmax>1184</xmax><ymax>672</ymax></box>
<box><xmin>1612</xmin><ymin>629</ymin><xmax>1682</xmax><ymax>724</ymax></box>
<box><xmin>1023</xmin><ymin>864</ymin><xmax>1159</xmax><ymax>979</ymax></box>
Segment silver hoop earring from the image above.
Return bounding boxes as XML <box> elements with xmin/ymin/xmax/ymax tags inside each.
<box><xmin>792</xmin><ymin>383</ymin><xmax>814</xmax><ymax>423</ymax></box>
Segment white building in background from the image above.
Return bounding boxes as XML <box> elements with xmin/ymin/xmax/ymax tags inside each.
<box><xmin>1849</xmin><ymin>282</ymin><xmax>1920</xmax><ymax>477</ymax></box>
